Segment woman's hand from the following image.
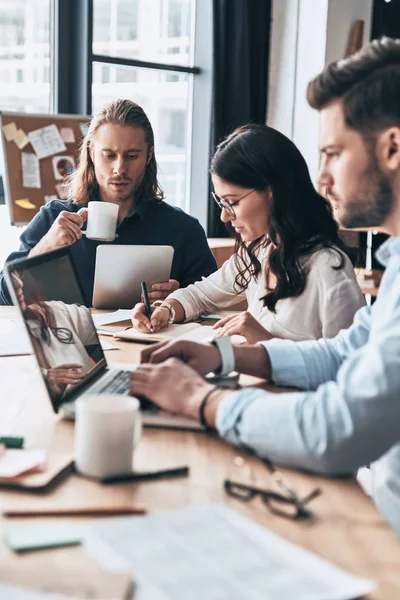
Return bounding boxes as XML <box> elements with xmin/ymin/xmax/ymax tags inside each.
<box><xmin>213</xmin><ymin>311</ymin><xmax>273</xmax><ymax>343</ymax></box>
<box><xmin>131</xmin><ymin>303</ymin><xmax>170</xmax><ymax>333</ymax></box>
<box><xmin>130</xmin><ymin>358</ymin><xmax>215</xmax><ymax>420</ymax></box>
<box><xmin>45</xmin><ymin>363</ymin><xmax>85</xmax><ymax>399</ymax></box>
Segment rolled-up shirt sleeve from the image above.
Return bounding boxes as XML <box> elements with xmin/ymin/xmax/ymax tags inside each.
<box><xmin>215</xmin><ymin>303</ymin><xmax>395</xmax><ymax>475</ymax></box>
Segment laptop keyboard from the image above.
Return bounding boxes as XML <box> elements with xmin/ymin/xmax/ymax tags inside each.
<box><xmin>94</xmin><ymin>369</ymin><xmax>131</xmax><ymax>395</ymax></box>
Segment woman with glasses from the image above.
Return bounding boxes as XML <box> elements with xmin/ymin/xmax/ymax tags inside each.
<box><xmin>132</xmin><ymin>124</ymin><xmax>364</xmax><ymax>343</ymax></box>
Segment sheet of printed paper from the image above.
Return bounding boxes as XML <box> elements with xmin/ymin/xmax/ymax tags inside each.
<box><xmin>13</xmin><ymin>129</ymin><xmax>30</xmax><ymax>149</ymax></box>
<box><xmin>60</xmin><ymin>126</ymin><xmax>75</xmax><ymax>143</ymax></box>
<box><xmin>55</xmin><ymin>182</ymin><xmax>69</xmax><ymax>199</ymax></box>
<box><xmin>52</xmin><ymin>155</ymin><xmax>75</xmax><ymax>180</ymax></box>
<box><xmin>21</xmin><ymin>152</ymin><xmax>41</xmax><ymax>189</ymax></box>
<box><xmin>28</xmin><ymin>124</ymin><xmax>66</xmax><ymax>159</ymax></box>
<box><xmin>88</xmin><ymin>503</ymin><xmax>375</xmax><ymax>600</ymax></box>
<box><xmin>2</xmin><ymin>122</ymin><xmax>18</xmax><ymax>141</ymax></box>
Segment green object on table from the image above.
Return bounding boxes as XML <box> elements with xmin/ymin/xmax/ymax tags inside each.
<box><xmin>0</xmin><ymin>436</ymin><xmax>24</xmax><ymax>449</ymax></box>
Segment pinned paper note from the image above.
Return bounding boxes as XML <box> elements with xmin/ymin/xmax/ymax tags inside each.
<box><xmin>60</xmin><ymin>127</ymin><xmax>75</xmax><ymax>143</ymax></box>
<box><xmin>79</xmin><ymin>122</ymin><xmax>89</xmax><ymax>136</ymax></box>
<box><xmin>13</xmin><ymin>129</ymin><xmax>30</xmax><ymax>150</ymax></box>
<box><xmin>15</xmin><ymin>199</ymin><xmax>36</xmax><ymax>210</ymax></box>
<box><xmin>44</xmin><ymin>194</ymin><xmax>58</xmax><ymax>204</ymax></box>
<box><xmin>2</xmin><ymin>122</ymin><xmax>18</xmax><ymax>142</ymax></box>
<box><xmin>21</xmin><ymin>152</ymin><xmax>41</xmax><ymax>188</ymax></box>
<box><xmin>28</xmin><ymin>124</ymin><xmax>66</xmax><ymax>159</ymax></box>
<box><xmin>55</xmin><ymin>182</ymin><xmax>69</xmax><ymax>200</ymax></box>
<box><xmin>52</xmin><ymin>155</ymin><xmax>75</xmax><ymax>180</ymax></box>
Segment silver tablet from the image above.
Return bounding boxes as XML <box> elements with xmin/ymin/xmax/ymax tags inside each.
<box><xmin>92</xmin><ymin>245</ymin><xmax>174</xmax><ymax>309</ymax></box>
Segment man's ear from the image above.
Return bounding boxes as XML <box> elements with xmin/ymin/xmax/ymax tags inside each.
<box><xmin>147</xmin><ymin>146</ymin><xmax>154</xmax><ymax>165</ymax></box>
<box><xmin>377</xmin><ymin>127</ymin><xmax>400</xmax><ymax>173</ymax></box>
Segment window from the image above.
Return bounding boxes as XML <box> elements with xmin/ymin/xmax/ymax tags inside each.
<box><xmin>0</xmin><ymin>0</ymin><xmax>52</xmax><ymax>266</ymax></box>
<box><xmin>92</xmin><ymin>0</ymin><xmax>196</xmax><ymax>210</ymax></box>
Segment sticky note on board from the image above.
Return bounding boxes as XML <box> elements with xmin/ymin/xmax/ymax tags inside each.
<box><xmin>15</xmin><ymin>199</ymin><xmax>36</xmax><ymax>209</ymax></box>
<box><xmin>13</xmin><ymin>129</ymin><xmax>30</xmax><ymax>149</ymax></box>
<box><xmin>4</xmin><ymin>522</ymin><xmax>82</xmax><ymax>552</ymax></box>
<box><xmin>79</xmin><ymin>122</ymin><xmax>89</xmax><ymax>136</ymax></box>
<box><xmin>60</xmin><ymin>127</ymin><xmax>75</xmax><ymax>143</ymax></box>
<box><xmin>2</xmin><ymin>122</ymin><xmax>18</xmax><ymax>141</ymax></box>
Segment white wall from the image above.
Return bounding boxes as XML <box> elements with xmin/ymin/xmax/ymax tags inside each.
<box><xmin>268</xmin><ymin>0</ymin><xmax>372</xmax><ymax>180</ymax></box>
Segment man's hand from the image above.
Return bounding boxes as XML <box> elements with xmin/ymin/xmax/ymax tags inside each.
<box><xmin>130</xmin><ymin>358</ymin><xmax>215</xmax><ymax>420</ymax></box>
<box><xmin>213</xmin><ymin>311</ymin><xmax>273</xmax><ymax>343</ymax></box>
<box><xmin>140</xmin><ymin>339</ymin><xmax>221</xmax><ymax>375</ymax></box>
<box><xmin>29</xmin><ymin>208</ymin><xmax>88</xmax><ymax>257</ymax></box>
<box><xmin>145</xmin><ymin>279</ymin><xmax>179</xmax><ymax>301</ymax></box>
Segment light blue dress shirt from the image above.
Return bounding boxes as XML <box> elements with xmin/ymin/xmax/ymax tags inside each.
<box><xmin>216</xmin><ymin>236</ymin><xmax>400</xmax><ymax>536</ymax></box>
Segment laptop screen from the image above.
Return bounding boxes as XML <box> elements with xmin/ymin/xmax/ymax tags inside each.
<box><xmin>6</xmin><ymin>249</ymin><xmax>106</xmax><ymax>410</ymax></box>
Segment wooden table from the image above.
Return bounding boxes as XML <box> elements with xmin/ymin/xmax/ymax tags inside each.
<box><xmin>0</xmin><ymin>308</ymin><xmax>399</xmax><ymax>598</ymax></box>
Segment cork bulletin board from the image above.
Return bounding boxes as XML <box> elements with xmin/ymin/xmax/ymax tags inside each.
<box><xmin>0</xmin><ymin>111</ymin><xmax>91</xmax><ymax>225</ymax></box>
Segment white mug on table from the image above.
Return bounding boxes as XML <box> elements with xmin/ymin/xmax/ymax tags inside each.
<box><xmin>83</xmin><ymin>201</ymin><xmax>119</xmax><ymax>241</ymax></box>
<box><xmin>74</xmin><ymin>395</ymin><xmax>142</xmax><ymax>479</ymax></box>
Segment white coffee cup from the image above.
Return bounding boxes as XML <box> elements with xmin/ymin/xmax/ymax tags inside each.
<box><xmin>74</xmin><ymin>395</ymin><xmax>142</xmax><ymax>479</ymax></box>
<box><xmin>84</xmin><ymin>201</ymin><xmax>119</xmax><ymax>241</ymax></box>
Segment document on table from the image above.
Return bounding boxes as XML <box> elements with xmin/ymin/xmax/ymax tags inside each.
<box><xmin>0</xmin><ymin>320</ymin><xmax>32</xmax><ymax>356</ymax></box>
<box><xmin>92</xmin><ymin>309</ymin><xmax>133</xmax><ymax>328</ymax></box>
<box><xmin>87</xmin><ymin>503</ymin><xmax>374</xmax><ymax>600</ymax></box>
<box><xmin>0</xmin><ymin>584</ymin><xmax>66</xmax><ymax>600</ymax></box>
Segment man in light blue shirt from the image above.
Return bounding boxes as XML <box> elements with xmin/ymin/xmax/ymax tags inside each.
<box><xmin>130</xmin><ymin>38</ymin><xmax>400</xmax><ymax>536</ymax></box>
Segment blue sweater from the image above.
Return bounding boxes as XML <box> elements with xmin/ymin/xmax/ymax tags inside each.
<box><xmin>0</xmin><ymin>198</ymin><xmax>217</xmax><ymax>305</ymax></box>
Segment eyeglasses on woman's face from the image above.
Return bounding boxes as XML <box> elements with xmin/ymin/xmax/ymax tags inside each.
<box><xmin>211</xmin><ymin>188</ymin><xmax>256</xmax><ymax>218</ymax></box>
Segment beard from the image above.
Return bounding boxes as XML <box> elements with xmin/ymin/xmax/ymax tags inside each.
<box><xmin>338</xmin><ymin>156</ymin><xmax>394</xmax><ymax>229</ymax></box>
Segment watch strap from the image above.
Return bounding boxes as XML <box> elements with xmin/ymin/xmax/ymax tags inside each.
<box><xmin>211</xmin><ymin>336</ymin><xmax>235</xmax><ymax>376</ymax></box>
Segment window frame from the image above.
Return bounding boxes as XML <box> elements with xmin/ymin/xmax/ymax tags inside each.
<box><xmin>53</xmin><ymin>0</ymin><xmax>212</xmax><ymax>231</ymax></box>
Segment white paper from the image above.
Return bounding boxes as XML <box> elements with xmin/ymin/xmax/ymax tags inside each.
<box><xmin>0</xmin><ymin>584</ymin><xmax>66</xmax><ymax>600</ymax></box>
<box><xmin>28</xmin><ymin>124</ymin><xmax>66</xmax><ymax>159</ymax></box>
<box><xmin>21</xmin><ymin>152</ymin><xmax>41</xmax><ymax>189</ymax></box>
<box><xmin>0</xmin><ymin>320</ymin><xmax>32</xmax><ymax>356</ymax></box>
<box><xmin>92</xmin><ymin>309</ymin><xmax>133</xmax><ymax>328</ymax></box>
<box><xmin>0</xmin><ymin>449</ymin><xmax>45</xmax><ymax>478</ymax></box>
<box><xmin>52</xmin><ymin>155</ymin><xmax>75</xmax><ymax>180</ymax></box>
<box><xmin>87</xmin><ymin>504</ymin><xmax>375</xmax><ymax>600</ymax></box>
<box><xmin>178</xmin><ymin>325</ymin><xmax>246</xmax><ymax>345</ymax></box>
<box><xmin>100</xmin><ymin>339</ymin><xmax>119</xmax><ymax>351</ymax></box>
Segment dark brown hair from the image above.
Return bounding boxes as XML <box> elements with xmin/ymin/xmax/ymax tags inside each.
<box><xmin>69</xmin><ymin>99</ymin><xmax>164</xmax><ymax>205</ymax></box>
<box><xmin>210</xmin><ymin>124</ymin><xmax>357</xmax><ymax>312</ymax></box>
<box><xmin>307</xmin><ymin>37</ymin><xmax>400</xmax><ymax>134</ymax></box>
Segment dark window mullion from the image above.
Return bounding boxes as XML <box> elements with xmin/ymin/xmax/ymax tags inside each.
<box><xmin>92</xmin><ymin>53</ymin><xmax>200</xmax><ymax>75</ymax></box>
<box><xmin>53</xmin><ymin>0</ymin><xmax>93</xmax><ymax>115</ymax></box>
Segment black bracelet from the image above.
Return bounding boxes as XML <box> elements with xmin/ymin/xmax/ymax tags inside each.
<box><xmin>198</xmin><ymin>386</ymin><xmax>218</xmax><ymax>431</ymax></box>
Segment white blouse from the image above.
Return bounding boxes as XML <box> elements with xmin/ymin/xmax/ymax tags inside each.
<box><xmin>168</xmin><ymin>244</ymin><xmax>366</xmax><ymax>340</ymax></box>
<box><xmin>27</xmin><ymin>301</ymin><xmax>97</xmax><ymax>371</ymax></box>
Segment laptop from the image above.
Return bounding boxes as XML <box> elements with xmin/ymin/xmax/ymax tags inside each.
<box><xmin>92</xmin><ymin>245</ymin><xmax>174</xmax><ymax>309</ymax></box>
<box><xmin>4</xmin><ymin>247</ymin><xmax>203</xmax><ymax>431</ymax></box>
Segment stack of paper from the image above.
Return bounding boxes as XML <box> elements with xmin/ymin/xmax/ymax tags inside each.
<box><xmin>87</xmin><ymin>503</ymin><xmax>374</xmax><ymax>600</ymax></box>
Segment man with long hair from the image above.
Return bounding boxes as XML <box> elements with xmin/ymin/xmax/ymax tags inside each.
<box><xmin>0</xmin><ymin>99</ymin><xmax>216</xmax><ymax>305</ymax></box>
<box><xmin>129</xmin><ymin>38</ymin><xmax>400</xmax><ymax>536</ymax></box>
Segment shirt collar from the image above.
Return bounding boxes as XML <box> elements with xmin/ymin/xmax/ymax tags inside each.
<box><xmin>375</xmin><ymin>236</ymin><xmax>400</xmax><ymax>267</ymax></box>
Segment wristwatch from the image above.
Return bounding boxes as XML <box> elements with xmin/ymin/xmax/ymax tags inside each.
<box><xmin>211</xmin><ymin>336</ymin><xmax>235</xmax><ymax>376</ymax></box>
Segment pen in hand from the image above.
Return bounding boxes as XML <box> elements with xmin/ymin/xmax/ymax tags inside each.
<box><xmin>141</xmin><ymin>281</ymin><xmax>154</xmax><ymax>333</ymax></box>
